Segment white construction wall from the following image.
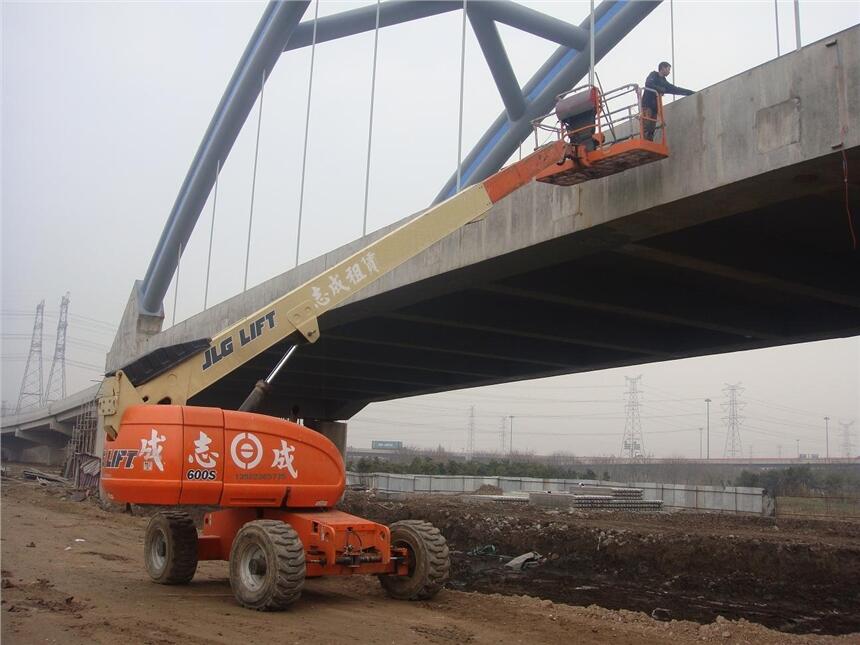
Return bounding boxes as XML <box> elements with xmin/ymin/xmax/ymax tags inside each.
<box><xmin>346</xmin><ymin>472</ymin><xmax>774</xmax><ymax>516</ymax></box>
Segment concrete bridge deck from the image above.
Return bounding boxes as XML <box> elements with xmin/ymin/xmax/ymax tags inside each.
<box><xmin>0</xmin><ymin>385</ymin><xmax>100</xmax><ymax>463</ymax></box>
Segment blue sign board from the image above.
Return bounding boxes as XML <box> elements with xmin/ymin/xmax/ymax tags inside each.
<box><xmin>372</xmin><ymin>440</ymin><xmax>403</xmax><ymax>450</ymax></box>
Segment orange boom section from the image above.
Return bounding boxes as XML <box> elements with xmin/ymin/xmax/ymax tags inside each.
<box><xmin>101</xmin><ymin>405</ymin><xmax>345</xmax><ymax>508</ymax></box>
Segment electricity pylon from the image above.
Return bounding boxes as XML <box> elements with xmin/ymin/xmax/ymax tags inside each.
<box><xmin>44</xmin><ymin>292</ymin><xmax>70</xmax><ymax>404</ymax></box>
<box><xmin>16</xmin><ymin>300</ymin><xmax>45</xmax><ymax>413</ymax></box>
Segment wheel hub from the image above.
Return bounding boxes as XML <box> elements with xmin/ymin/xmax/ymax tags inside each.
<box><xmin>149</xmin><ymin>529</ymin><xmax>167</xmax><ymax>573</ymax></box>
<box><xmin>239</xmin><ymin>545</ymin><xmax>268</xmax><ymax>591</ymax></box>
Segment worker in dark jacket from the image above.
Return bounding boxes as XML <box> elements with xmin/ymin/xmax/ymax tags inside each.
<box><xmin>642</xmin><ymin>62</ymin><xmax>694</xmax><ymax>140</ymax></box>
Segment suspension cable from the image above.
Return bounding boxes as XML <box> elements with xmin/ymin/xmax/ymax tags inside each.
<box><xmin>362</xmin><ymin>0</ymin><xmax>381</xmax><ymax>236</ymax></box>
<box><xmin>793</xmin><ymin>0</ymin><xmax>801</xmax><ymax>51</ymax></box>
<box><xmin>172</xmin><ymin>242</ymin><xmax>182</xmax><ymax>326</ymax></box>
<box><xmin>589</xmin><ymin>0</ymin><xmax>595</xmax><ymax>87</ymax></box>
<box><xmin>594</xmin><ymin>71</ymin><xmax>617</xmax><ymax>143</ymax></box>
<box><xmin>295</xmin><ymin>0</ymin><xmax>320</xmax><ymax>267</ymax></box>
<box><xmin>203</xmin><ymin>159</ymin><xmax>220</xmax><ymax>310</ymax></box>
<box><xmin>243</xmin><ymin>73</ymin><xmax>266</xmax><ymax>292</ymax></box>
<box><xmin>669</xmin><ymin>0</ymin><xmax>675</xmax><ymax>83</ymax></box>
<box><xmin>456</xmin><ymin>0</ymin><xmax>467</xmax><ymax>192</ymax></box>
<box><xmin>774</xmin><ymin>0</ymin><xmax>781</xmax><ymax>57</ymax></box>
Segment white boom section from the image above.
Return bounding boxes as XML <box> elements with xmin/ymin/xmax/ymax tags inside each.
<box><xmin>99</xmin><ymin>185</ymin><xmax>493</xmax><ymax>438</ymax></box>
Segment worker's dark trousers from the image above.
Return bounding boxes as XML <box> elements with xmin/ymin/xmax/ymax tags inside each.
<box><xmin>642</xmin><ymin>106</ymin><xmax>657</xmax><ymax>141</ymax></box>
<box><xmin>563</xmin><ymin>111</ymin><xmax>597</xmax><ymax>151</ymax></box>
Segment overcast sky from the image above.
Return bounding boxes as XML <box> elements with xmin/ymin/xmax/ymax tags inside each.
<box><xmin>2</xmin><ymin>1</ymin><xmax>858</xmax><ymax>457</ymax></box>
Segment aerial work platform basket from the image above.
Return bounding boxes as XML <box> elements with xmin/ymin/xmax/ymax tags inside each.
<box><xmin>532</xmin><ymin>83</ymin><xmax>669</xmax><ymax>186</ymax></box>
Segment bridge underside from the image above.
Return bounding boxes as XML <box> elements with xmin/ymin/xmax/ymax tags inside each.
<box><xmin>188</xmin><ymin>146</ymin><xmax>860</xmax><ymax>420</ymax></box>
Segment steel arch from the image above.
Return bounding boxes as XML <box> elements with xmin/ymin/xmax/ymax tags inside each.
<box><xmin>138</xmin><ymin>0</ymin><xmax>661</xmax><ymax>316</ymax></box>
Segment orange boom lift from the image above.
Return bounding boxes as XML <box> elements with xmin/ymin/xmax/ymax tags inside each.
<box><xmin>99</xmin><ymin>82</ymin><xmax>668</xmax><ymax>611</ymax></box>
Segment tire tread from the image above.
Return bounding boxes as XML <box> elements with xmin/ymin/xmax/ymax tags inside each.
<box><xmin>145</xmin><ymin>511</ymin><xmax>198</xmax><ymax>585</ymax></box>
<box><xmin>229</xmin><ymin>520</ymin><xmax>305</xmax><ymax>611</ymax></box>
<box><xmin>380</xmin><ymin>520</ymin><xmax>449</xmax><ymax>601</ymax></box>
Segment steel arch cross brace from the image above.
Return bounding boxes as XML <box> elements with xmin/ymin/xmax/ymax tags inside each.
<box><xmin>435</xmin><ymin>0</ymin><xmax>662</xmax><ymax>203</ymax></box>
<box><xmin>137</xmin><ymin>0</ymin><xmax>660</xmax><ymax>317</ymax></box>
<box><xmin>468</xmin><ymin>3</ymin><xmax>526</xmax><ymax>121</ymax></box>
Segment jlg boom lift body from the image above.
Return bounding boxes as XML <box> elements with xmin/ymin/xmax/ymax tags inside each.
<box><xmin>99</xmin><ymin>84</ymin><xmax>667</xmax><ymax>610</ymax></box>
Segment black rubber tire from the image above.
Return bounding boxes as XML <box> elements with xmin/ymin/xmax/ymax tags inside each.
<box><xmin>144</xmin><ymin>511</ymin><xmax>198</xmax><ymax>585</ymax></box>
<box><xmin>379</xmin><ymin>520</ymin><xmax>450</xmax><ymax>600</ymax></box>
<box><xmin>229</xmin><ymin>520</ymin><xmax>305</xmax><ymax>611</ymax></box>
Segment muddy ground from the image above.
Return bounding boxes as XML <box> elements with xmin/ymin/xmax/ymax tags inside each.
<box><xmin>340</xmin><ymin>492</ymin><xmax>860</xmax><ymax>636</ymax></box>
<box><xmin>1</xmin><ymin>467</ymin><xmax>858</xmax><ymax>644</ymax></box>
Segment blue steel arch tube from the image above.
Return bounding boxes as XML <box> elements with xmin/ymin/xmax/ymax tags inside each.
<box><xmin>140</xmin><ymin>1</ymin><xmax>310</xmax><ymax>315</ymax></box>
<box><xmin>138</xmin><ymin>0</ymin><xmax>659</xmax><ymax>317</ymax></box>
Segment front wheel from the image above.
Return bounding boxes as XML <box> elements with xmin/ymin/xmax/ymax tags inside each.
<box><xmin>229</xmin><ymin>520</ymin><xmax>306</xmax><ymax>611</ymax></box>
<box><xmin>144</xmin><ymin>511</ymin><xmax>198</xmax><ymax>584</ymax></box>
<box><xmin>379</xmin><ymin>520</ymin><xmax>449</xmax><ymax>600</ymax></box>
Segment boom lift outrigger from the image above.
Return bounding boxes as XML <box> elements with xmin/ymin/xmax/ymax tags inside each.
<box><xmin>99</xmin><ymin>83</ymin><xmax>667</xmax><ymax>611</ymax></box>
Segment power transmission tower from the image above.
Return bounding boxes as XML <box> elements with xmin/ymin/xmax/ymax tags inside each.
<box><xmin>44</xmin><ymin>292</ymin><xmax>70</xmax><ymax>404</ymax></box>
<box><xmin>16</xmin><ymin>300</ymin><xmax>45</xmax><ymax>413</ymax></box>
<box><xmin>466</xmin><ymin>405</ymin><xmax>476</xmax><ymax>459</ymax></box>
<box><xmin>499</xmin><ymin>417</ymin><xmax>507</xmax><ymax>453</ymax></box>
<box><xmin>839</xmin><ymin>420</ymin><xmax>855</xmax><ymax>457</ymax></box>
<box><xmin>621</xmin><ymin>376</ymin><xmax>645</xmax><ymax>459</ymax></box>
<box><xmin>722</xmin><ymin>383</ymin><xmax>745</xmax><ymax>458</ymax></box>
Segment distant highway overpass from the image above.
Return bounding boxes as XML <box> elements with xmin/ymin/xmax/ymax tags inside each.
<box><xmin>0</xmin><ymin>386</ymin><xmax>99</xmax><ymax>464</ymax></box>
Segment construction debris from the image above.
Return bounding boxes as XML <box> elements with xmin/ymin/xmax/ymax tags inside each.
<box><xmin>462</xmin><ymin>494</ymin><xmax>529</xmax><ymax>504</ymax></box>
<box><xmin>22</xmin><ymin>469</ymin><xmax>69</xmax><ymax>485</ymax></box>
<box><xmin>467</xmin><ymin>544</ymin><xmax>499</xmax><ymax>557</ymax></box>
<box><xmin>473</xmin><ymin>484</ymin><xmax>504</xmax><ymax>495</ymax></box>
<box><xmin>529</xmin><ymin>487</ymin><xmax>663</xmax><ymax>512</ymax></box>
<box><xmin>76</xmin><ymin>456</ymin><xmax>101</xmax><ymax>491</ymax></box>
<box><xmin>567</xmin><ymin>485</ymin><xmax>648</xmax><ymax>498</ymax></box>
<box><xmin>504</xmin><ymin>551</ymin><xmax>544</xmax><ymax>571</ymax></box>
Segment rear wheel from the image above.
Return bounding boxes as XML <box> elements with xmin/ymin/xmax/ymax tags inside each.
<box><xmin>144</xmin><ymin>511</ymin><xmax>198</xmax><ymax>584</ymax></box>
<box><xmin>379</xmin><ymin>520</ymin><xmax>449</xmax><ymax>600</ymax></box>
<box><xmin>229</xmin><ymin>520</ymin><xmax>305</xmax><ymax>611</ymax></box>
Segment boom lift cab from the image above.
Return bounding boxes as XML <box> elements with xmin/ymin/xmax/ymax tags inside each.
<box><xmin>99</xmin><ymin>80</ymin><xmax>671</xmax><ymax>611</ymax></box>
<box><xmin>102</xmin><ymin>406</ymin><xmax>345</xmax><ymax>508</ymax></box>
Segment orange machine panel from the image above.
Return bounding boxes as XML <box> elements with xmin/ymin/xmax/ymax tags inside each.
<box><xmin>179</xmin><ymin>406</ymin><xmax>225</xmax><ymax>505</ymax></box>
<box><xmin>102</xmin><ymin>406</ymin><xmax>346</xmax><ymax>510</ymax></box>
<box><xmin>221</xmin><ymin>410</ymin><xmax>345</xmax><ymax>508</ymax></box>
<box><xmin>101</xmin><ymin>405</ymin><xmax>185</xmax><ymax>505</ymax></box>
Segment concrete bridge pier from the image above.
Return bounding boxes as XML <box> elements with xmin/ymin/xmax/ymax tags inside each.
<box><xmin>304</xmin><ymin>419</ymin><xmax>347</xmax><ymax>462</ymax></box>
<box><xmin>106</xmin><ymin>280</ymin><xmax>165</xmax><ymax>373</ymax></box>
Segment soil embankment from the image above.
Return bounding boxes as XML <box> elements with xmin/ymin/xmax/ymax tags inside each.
<box><xmin>341</xmin><ymin>492</ymin><xmax>860</xmax><ymax>635</ymax></box>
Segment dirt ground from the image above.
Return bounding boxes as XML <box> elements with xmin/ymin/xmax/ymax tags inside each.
<box><xmin>1</xmin><ymin>468</ymin><xmax>858</xmax><ymax>645</ymax></box>
<box><xmin>342</xmin><ymin>492</ymin><xmax>860</xmax><ymax>636</ymax></box>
